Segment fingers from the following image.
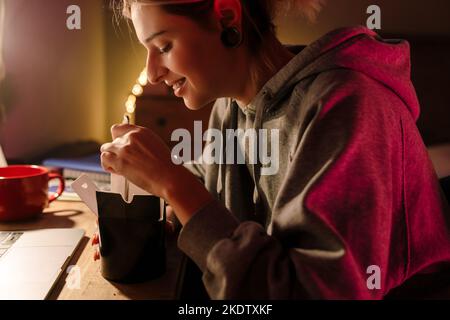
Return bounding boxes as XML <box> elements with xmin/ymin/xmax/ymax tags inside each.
<box><xmin>165</xmin><ymin>220</ymin><xmax>175</xmax><ymax>234</ymax></box>
<box><xmin>101</xmin><ymin>130</ymin><xmax>132</xmax><ymax>173</ymax></box>
<box><xmin>100</xmin><ymin>137</ymin><xmax>126</xmax><ymax>154</ymax></box>
<box><xmin>94</xmin><ymin>249</ymin><xmax>100</xmax><ymax>261</ymax></box>
<box><xmin>100</xmin><ymin>142</ymin><xmax>114</xmax><ymax>153</ymax></box>
<box><xmin>166</xmin><ymin>205</ymin><xmax>174</xmax><ymax>219</ymax></box>
<box><xmin>111</xmin><ymin>123</ymin><xmax>136</xmax><ymax>140</ymax></box>
<box><xmin>100</xmin><ymin>151</ymin><xmax>118</xmax><ymax>173</ymax></box>
<box><xmin>92</xmin><ymin>232</ymin><xmax>100</xmax><ymax>261</ymax></box>
<box><xmin>91</xmin><ymin>233</ymin><xmax>100</xmax><ymax>245</ymax></box>
<box><xmin>165</xmin><ymin>205</ymin><xmax>180</xmax><ymax>234</ymax></box>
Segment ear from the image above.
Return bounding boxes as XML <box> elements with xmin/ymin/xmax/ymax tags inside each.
<box><xmin>213</xmin><ymin>0</ymin><xmax>242</xmax><ymax>29</ymax></box>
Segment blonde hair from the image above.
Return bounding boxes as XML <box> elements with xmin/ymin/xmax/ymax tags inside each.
<box><xmin>116</xmin><ymin>0</ymin><xmax>324</xmax><ymax>23</ymax></box>
<box><xmin>114</xmin><ymin>0</ymin><xmax>324</xmax><ymax>88</ymax></box>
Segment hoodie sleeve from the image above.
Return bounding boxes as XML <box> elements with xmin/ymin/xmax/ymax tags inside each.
<box><xmin>178</xmin><ymin>71</ymin><xmax>417</xmax><ymax>299</ymax></box>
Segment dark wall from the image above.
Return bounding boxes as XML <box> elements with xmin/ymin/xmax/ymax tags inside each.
<box><xmin>406</xmin><ymin>35</ymin><xmax>450</xmax><ymax>146</ymax></box>
<box><xmin>277</xmin><ymin>0</ymin><xmax>450</xmax><ymax>146</ymax></box>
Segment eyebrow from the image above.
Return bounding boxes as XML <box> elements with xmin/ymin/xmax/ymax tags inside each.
<box><xmin>144</xmin><ymin>30</ymin><xmax>167</xmax><ymax>44</ymax></box>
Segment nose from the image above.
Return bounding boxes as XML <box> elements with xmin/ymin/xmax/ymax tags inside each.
<box><xmin>146</xmin><ymin>52</ymin><xmax>168</xmax><ymax>85</ymax></box>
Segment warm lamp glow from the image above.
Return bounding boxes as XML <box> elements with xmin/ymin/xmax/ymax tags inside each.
<box><xmin>138</xmin><ymin>70</ymin><xmax>148</xmax><ymax>86</ymax></box>
<box><xmin>125</xmin><ymin>95</ymin><xmax>136</xmax><ymax>113</ymax></box>
<box><xmin>126</xmin><ymin>103</ymin><xmax>136</xmax><ymax>114</ymax></box>
<box><xmin>125</xmin><ymin>67</ymin><xmax>146</xmax><ymax>115</ymax></box>
<box><xmin>127</xmin><ymin>94</ymin><xmax>136</xmax><ymax>105</ymax></box>
<box><xmin>132</xmin><ymin>84</ymin><xmax>143</xmax><ymax>96</ymax></box>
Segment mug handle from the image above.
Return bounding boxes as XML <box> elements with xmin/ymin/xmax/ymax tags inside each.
<box><xmin>48</xmin><ymin>172</ymin><xmax>65</xmax><ymax>203</ymax></box>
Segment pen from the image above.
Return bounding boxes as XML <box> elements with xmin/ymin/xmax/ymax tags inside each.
<box><xmin>0</xmin><ymin>144</ymin><xmax>7</xmax><ymax>167</ymax></box>
<box><xmin>122</xmin><ymin>114</ymin><xmax>130</xmax><ymax>202</ymax></box>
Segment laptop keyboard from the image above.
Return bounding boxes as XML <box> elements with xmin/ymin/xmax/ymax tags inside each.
<box><xmin>0</xmin><ymin>232</ymin><xmax>24</xmax><ymax>259</ymax></box>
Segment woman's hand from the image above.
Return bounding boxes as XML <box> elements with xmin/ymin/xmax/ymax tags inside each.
<box><xmin>100</xmin><ymin>124</ymin><xmax>177</xmax><ymax>199</ymax></box>
<box><xmin>94</xmin><ymin>124</ymin><xmax>213</xmax><ymax>261</ymax></box>
<box><xmin>100</xmin><ymin>123</ymin><xmax>214</xmax><ymax>226</ymax></box>
<box><xmin>92</xmin><ymin>231</ymin><xmax>100</xmax><ymax>261</ymax></box>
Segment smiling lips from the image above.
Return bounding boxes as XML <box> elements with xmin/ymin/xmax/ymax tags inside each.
<box><xmin>171</xmin><ymin>78</ymin><xmax>186</xmax><ymax>91</ymax></box>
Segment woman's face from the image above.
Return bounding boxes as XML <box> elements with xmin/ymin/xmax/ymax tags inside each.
<box><xmin>131</xmin><ymin>3</ymin><xmax>234</xmax><ymax>110</ymax></box>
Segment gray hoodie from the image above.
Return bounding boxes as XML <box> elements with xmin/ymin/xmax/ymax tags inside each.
<box><xmin>178</xmin><ymin>26</ymin><xmax>450</xmax><ymax>299</ymax></box>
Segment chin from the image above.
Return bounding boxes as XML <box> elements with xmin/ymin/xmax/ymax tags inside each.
<box><xmin>183</xmin><ymin>95</ymin><xmax>214</xmax><ymax>111</ymax></box>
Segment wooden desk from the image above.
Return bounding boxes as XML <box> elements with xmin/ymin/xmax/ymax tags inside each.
<box><xmin>0</xmin><ymin>201</ymin><xmax>186</xmax><ymax>300</ymax></box>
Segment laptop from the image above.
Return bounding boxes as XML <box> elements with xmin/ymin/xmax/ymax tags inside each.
<box><xmin>0</xmin><ymin>228</ymin><xmax>85</xmax><ymax>300</ymax></box>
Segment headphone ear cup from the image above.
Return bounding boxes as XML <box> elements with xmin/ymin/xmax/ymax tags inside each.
<box><xmin>220</xmin><ymin>27</ymin><xmax>243</xmax><ymax>48</ymax></box>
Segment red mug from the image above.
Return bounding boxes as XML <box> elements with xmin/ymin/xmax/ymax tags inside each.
<box><xmin>0</xmin><ymin>165</ymin><xmax>65</xmax><ymax>222</ymax></box>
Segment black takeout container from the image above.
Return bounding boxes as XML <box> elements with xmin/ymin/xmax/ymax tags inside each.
<box><xmin>96</xmin><ymin>192</ymin><xmax>166</xmax><ymax>283</ymax></box>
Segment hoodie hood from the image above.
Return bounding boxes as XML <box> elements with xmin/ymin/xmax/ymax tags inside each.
<box><xmin>218</xmin><ymin>26</ymin><xmax>421</xmax><ymax>215</ymax></box>
<box><xmin>217</xmin><ymin>26</ymin><xmax>420</xmax><ymax>212</ymax></box>
<box><xmin>255</xmin><ymin>26</ymin><xmax>420</xmax><ymax>121</ymax></box>
<box><xmin>179</xmin><ymin>27</ymin><xmax>450</xmax><ymax>300</ymax></box>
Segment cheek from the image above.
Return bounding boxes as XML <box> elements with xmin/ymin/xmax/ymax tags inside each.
<box><xmin>176</xmin><ymin>36</ymin><xmax>223</xmax><ymax>79</ymax></box>
<box><xmin>178</xmin><ymin>59</ymin><xmax>215</xmax><ymax>92</ymax></box>
<box><xmin>176</xmin><ymin>45</ymin><xmax>206</xmax><ymax>71</ymax></box>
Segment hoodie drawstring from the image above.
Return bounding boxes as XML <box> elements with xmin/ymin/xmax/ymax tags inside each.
<box><xmin>217</xmin><ymin>99</ymin><xmax>237</xmax><ymax>202</ymax></box>
<box><xmin>251</xmin><ymin>93</ymin><xmax>267</xmax><ymax>217</ymax></box>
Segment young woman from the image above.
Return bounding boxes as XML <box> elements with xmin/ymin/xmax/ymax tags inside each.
<box><xmin>96</xmin><ymin>0</ymin><xmax>450</xmax><ymax>299</ymax></box>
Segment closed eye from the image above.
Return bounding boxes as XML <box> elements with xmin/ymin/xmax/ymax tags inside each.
<box><xmin>159</xmin><ymin>43</ymin><xmax>172</xmax><ymax>54</ymax></box>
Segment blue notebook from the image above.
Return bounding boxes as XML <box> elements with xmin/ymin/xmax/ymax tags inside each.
<box><xmin>43</xmin><ymin>153</ymin><xmax>105</xmax><ymax>173</ymax></box>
